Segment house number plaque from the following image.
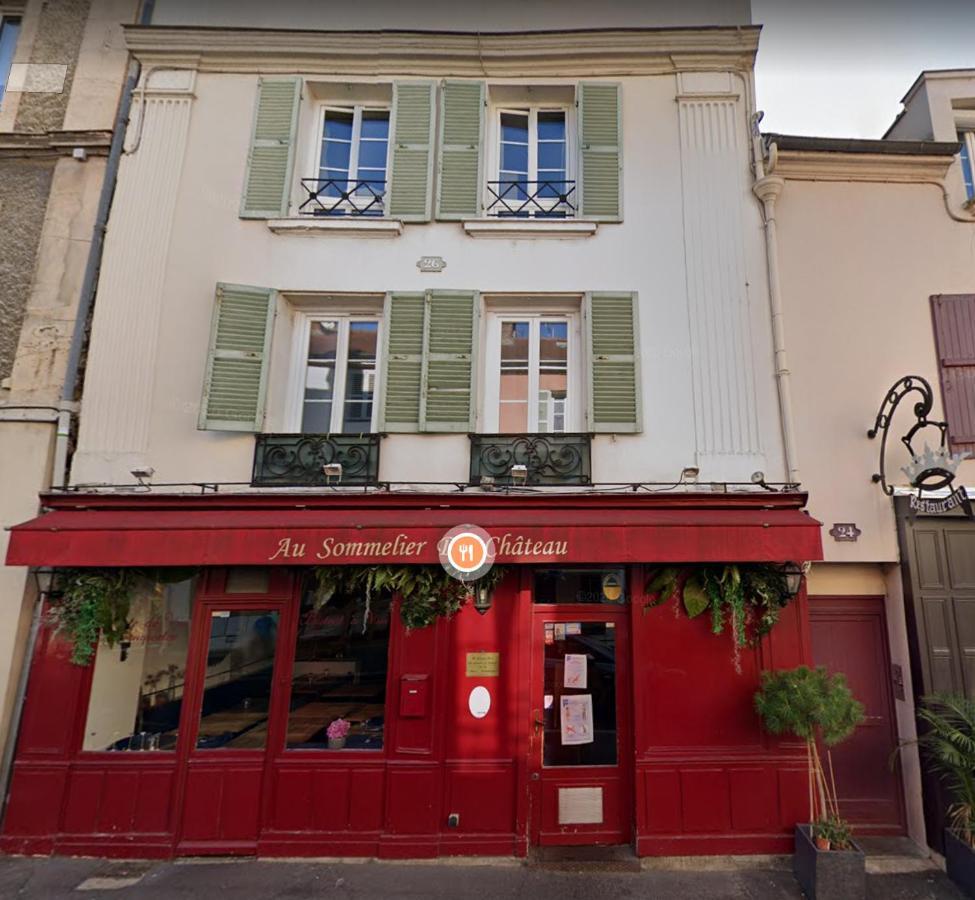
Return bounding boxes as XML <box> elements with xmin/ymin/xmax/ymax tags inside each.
<box><xmin>417</xmin><ymin>255</ymin><xmax>446</xmax><ymax>273</ymax></box>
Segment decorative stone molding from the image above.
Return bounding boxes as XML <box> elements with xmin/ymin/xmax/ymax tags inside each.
<box><xmin>769</xmin><ymin>148</ymin><xmax>953</xmax><ymax>184</ymax></box>
<box><xmin>463</xmin><ymin>219</ymin><xmax>598</xmax><ymax>238</ymax></box>
<box><xmin>266</xmin><ymin>217</ymin><xmax>403</xmax><ymax>237</ymax></box>
<box><xmin>123</xmin><ymin>25</ymin><xmax>760</xmax><ymax>77</ymax></box>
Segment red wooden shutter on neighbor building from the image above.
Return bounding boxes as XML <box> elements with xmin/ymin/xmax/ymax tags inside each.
<box><xmin>931</xmin><ymin>294</ymin><xmax>975</xmax><ymax>452</ymax></box>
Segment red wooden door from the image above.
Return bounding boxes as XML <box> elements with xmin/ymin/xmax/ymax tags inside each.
<box><xmin>810</xmin><ymin>596</ymin><xmax>906</xmax><ymax>834</ymax></box>
<box><xmin>528</xmin><ymin>606</ymin><xmax>632</xmax><ymax>846</ymax></box>
<box><xmin>173</xmin><ymin>571</ymin><xmax>294</xmax><ymax>854</ymax></box>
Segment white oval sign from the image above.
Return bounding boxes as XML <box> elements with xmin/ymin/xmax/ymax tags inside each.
<box><xmin>468</xmin><ymin>685</ymin><xmax>491</xmax><ymax>719</ymax></box>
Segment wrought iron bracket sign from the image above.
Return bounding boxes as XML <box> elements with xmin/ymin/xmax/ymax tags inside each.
<box><xmin>868</xmin><ymin>375</ymin><xmax>972</xmax><ymax>517</ymax></box>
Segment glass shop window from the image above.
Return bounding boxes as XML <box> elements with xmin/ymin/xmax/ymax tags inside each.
<box><xmin>82</xmin><ymin>576</ymin><xmax>196</xmax><ymax>752</ymax></box>
<box><xmin>533</xmin><ymin>568</ymin><xmax>627</xmax><ymax>605</ymax></box>
<box><xmin>286</xmin><ymin>578</ymin><xmax>391</xmax><ymax>751</ymax></box>
<box><xmin>194</xmin><ymin>607</ymin><xmax>280</xmax><ymax>750</ymax></box>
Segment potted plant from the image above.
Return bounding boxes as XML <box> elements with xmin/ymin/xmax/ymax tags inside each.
<box><xmin>754</xmin><ymin>666</ymin><xmax>866</xmax><ymax>900</ymax></box>
<box><xmin>915</xmin><ymin>694</ymin><xmax>975</xmax><ymax>898</ymax></box>
<box><xmin>327</xmin><ymin>717</ymin><xmax>351</xmax><ymax>750</ymax></box>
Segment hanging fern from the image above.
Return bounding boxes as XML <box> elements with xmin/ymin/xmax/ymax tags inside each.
<box><xmin>312</xmin><ymin>564</ymin><xmax>509</xmax><ymax>630</ymax></box>
<box><xmin>644</xmin><ymin>563</ymin><xmax>796</xmax><ymax>654</ymax></box>
<box><xmin>48</xmin><ymin>569</ymin><xmax>138</xmax><ymax>666</ymax></box>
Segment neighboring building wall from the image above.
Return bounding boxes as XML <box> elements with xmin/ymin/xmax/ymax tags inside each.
<box><xmin>0</xmin><ymin>0</ymin><xmax>138</xmax><ymax>763</ymax></box>
<box><xmin>773</xmin><ymin>146</ymin><xmax>975</xmax><ymax>844</ymax></box>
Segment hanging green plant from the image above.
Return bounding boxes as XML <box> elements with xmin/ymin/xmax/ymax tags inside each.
<box><xmin>48</xmin><ymin>569</ymin><xmax>138</xmax><ymax>666</ymax></box>
<box><xmin>311</xmin><ymin>564</ymin><xmax>509</xmax><ymax>630</ymax></box>
<box><xmin>644</xmin><ymin>563</ymin><xmax>795</xmax><ymax>653</ymax></box>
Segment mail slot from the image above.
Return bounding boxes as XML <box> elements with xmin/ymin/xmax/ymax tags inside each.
<box><xmin>399</xmin><ymin>674</ymin><xmax>429</xmax><ymax>718</ymax></box>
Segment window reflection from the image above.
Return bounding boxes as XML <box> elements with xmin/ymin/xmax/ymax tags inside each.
<box><xmin>82</xmin><ymin>577</ymin><xmax>195</xmax><ymax>752</ymax></box>
<box><xmin>195</xmin><ymin>609</ymin><xmax>279</xmax><ymax>750</ymax></box>
<box><xmin>287</xmin><ymin>580</ymin><xmax>390</xmax><ymax>750</ymax></box>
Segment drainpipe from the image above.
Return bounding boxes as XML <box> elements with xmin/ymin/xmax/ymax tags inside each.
<box><xmin>0</xmin><ymin>0</ymin><xmax>156</xmax><ymax>825</ymax></box>
<box><xmin>752</xmin><ymin>128</ymin><xmax>800</xmax><ymax>486</ymax></box>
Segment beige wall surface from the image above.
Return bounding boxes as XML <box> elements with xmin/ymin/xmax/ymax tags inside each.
<box><xmin>776</xmin><ymin>176</ymin><xmax>975</xmax><ymax>563</ymax></box>
<box><xmin>72</xmin><ymin>65</ymin><xmax>787</xmax><ymax>489</ymax></box>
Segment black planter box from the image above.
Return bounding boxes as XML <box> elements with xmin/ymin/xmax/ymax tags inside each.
<box><xmin>793</xmin><ymin>824</ymin><xmax>865</xmax><ymax>900</ymax></box>
<box><xmin>946</xmin><ymin>830</ymin><xmax>975</xmax><ymax>898</ymax></box>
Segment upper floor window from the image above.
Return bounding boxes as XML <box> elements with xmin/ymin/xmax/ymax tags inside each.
<box><xmin>290</xmin><ymin>314</ymin><xmax>381</xmax><ymax>433</ymax></box>
<box><xmin>303</xmin><ymin>105</ymin><xmax>391</xmax><ymax>217</ymax></box>
<box><xmin>484</xmin><ymin>309</ymin><xmax>580</xmax><ymax>433</ymax></box>
<box><xmin>0</xmin><ymin>16</ymin><xmax>21</xmax><ymax>107</ymax></box>
<box><xmin>489</xmin><ymin>106</ymin><xmax>575</xmax><ymax>218</ymax></box>
<box><xmin>959</xmin><ymin>131</ymin><xmax>975</xmax><ymax>201</ymax></box>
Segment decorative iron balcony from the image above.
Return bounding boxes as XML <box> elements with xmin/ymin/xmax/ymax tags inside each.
<box><xmin>486</xmin><ymin>179</ymin><xmax>577</xmax><ymax>218</ymax></box>
<box><xmin>469</xmin><ymin>433</ymin><xmax>591</xmax><ymax>486</ymax></box>
<box><xmin>252</xmin><ymin>434</ymin><xmax>382</xmax><ymax>487</ymax></box>
<box><xmin>298</xmin><ymin>177</ymin><xmax>386</xmax><ymax>217</ymax></box>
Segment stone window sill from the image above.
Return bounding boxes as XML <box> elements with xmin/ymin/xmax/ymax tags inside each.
<box><xmin>462</xmin><ymin>219</ymin><xmax>598</xmax><ymax>238</ymax></box>
<box><xmin>267</xmin><ymin>218</ymin><xmax>403</xmax><ymax>237</ymax></box>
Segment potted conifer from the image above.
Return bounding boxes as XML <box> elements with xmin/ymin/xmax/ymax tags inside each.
<box><xmin>915</xmin><ymin>694</ymin><xmax>975</xmax><ymax>898</ymax></box>
<box><xmin>754</xmin><ymin>666</ymin><xmax>866</xmax><ymax>900</ymax></box>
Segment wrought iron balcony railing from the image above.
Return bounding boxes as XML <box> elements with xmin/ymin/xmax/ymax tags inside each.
<box><xmin>469</xmin><ymin>433</ymin><xmax>592</xmax><ymax>486</ymax></box>
<box><xmin>252</xmin><ymin>433</ymin><xmax>382</xmax><ymax>487</ymax></box>
<box><xmin>297</xmin><ymin>177</ymin><xmax>387</xmax><ymax>217</ymax></box>
<box><xmin>486</xmin><ymin>179</ymin><xmax>577</xmax><ymax>218</ymax></box>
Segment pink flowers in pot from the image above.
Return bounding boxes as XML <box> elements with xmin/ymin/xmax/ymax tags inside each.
<box><xmin>326</xmin><ymin>718</ymin><xmax>351</xmax><ymax>741</ymax></box>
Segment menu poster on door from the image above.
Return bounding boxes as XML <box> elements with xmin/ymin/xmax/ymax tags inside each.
<box><xmin>560</xmin><ymin>694</ymin><xmax>594</xmax><ymax>745</ymax></box>
<box><xmin>563</xmin><ymin>653</ymin><xmax>587</xmax><ymax>689</ymax></box>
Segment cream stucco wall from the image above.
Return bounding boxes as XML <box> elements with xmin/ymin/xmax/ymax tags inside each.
<box><xmin>775</xmin><ymin>175</ymin><xmax>975</xmax><ymax>564</ymax></box>
<box><xmin>72</xmin><ymin>59</ymin><xmax>787</xmax><ymax>489</ymax></box>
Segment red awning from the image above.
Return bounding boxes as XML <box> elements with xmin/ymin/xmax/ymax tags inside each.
<box><xmin>5</xmin><ymin>492</ymin><xmax>823</xmax><ymax>567</ymax></box>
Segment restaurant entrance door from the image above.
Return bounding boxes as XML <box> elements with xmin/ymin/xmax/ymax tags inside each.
<box><xmin>528</xmin><ymin>569</ymin><xmax>633</xmax><ymax>847</ymax></box>
<box><xmin>173</xmin><ymin>572</ymin><xmax>292</xmax><ymax>854</ymax></box>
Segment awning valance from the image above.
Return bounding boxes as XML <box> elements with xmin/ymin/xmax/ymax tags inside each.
<box><xmin>6</xmin><ymin>492</ymin><xmax>823</xmax><ymax>568</ymax></box>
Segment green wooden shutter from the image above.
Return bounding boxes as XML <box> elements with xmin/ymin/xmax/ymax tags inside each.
<box><xmin>421</xmin><ymin>291</ymin><xmax>478</xmax><ymax>431</ymax></box>
<box><xmin>437</xmin><ymin>81</ymin><xmax>484</xmax><ymax>220</ymax></box>
<box><xmin>379</xmin><ymin>293</ymin><xmax>426</xmax><ymax>432</ymax></box>
<box><xmin>585</xmin><ymin>292</ymin><xmax>641</xmax><ymax>433</ymax></box>
<box><xmin>240</xmin><ymin>77</ymin><xmax>301</xmax><ymax>218</ymax></box>
<box><xmin>388</xmin><ymin>82</ymin><xmax>435</xmax><ymax>222</ymax></box>
<box><xmin>578</xmin><ymin>83</ymin><xmax>622</xmax><ymax>221</ymax></box>
<box><xmin>199</xmin><ymin>283</ymin><xmax>276</xmax><ymax>432</ymax></box>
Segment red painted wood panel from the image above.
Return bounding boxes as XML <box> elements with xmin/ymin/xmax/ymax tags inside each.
<box><xmin>810</xmin><ymin>596</ymin><xmax>906</xmax><ymax>834</ymax></box>
<box><xmin>179</xmin><ymin>764</ymin><xmax>263</xmax><ymax>844</ymax></box>
<box><xmin>385</xmin><ymin>766</ymin><xmax>439</xmax><ymax>834</ymax></box>
<box><xmin>444</xmin><ymin>765</ymin><xmax>516</xmax><ymax>834</ymax></box>
<box><xmin>3</xmin><ymin>765</ymin><xmax>67</xmax><ymax>837</ymax></box>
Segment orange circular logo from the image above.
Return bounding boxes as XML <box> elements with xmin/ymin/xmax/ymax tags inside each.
<box><xmin>439</xmin><ymin>524</ymin><xmax>495</xmax><ymax>582</ymax></box>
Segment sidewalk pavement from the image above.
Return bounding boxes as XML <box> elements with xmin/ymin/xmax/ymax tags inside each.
<box><xmin>0</xmin><ymin>854</ymin><xmax>967</xmax><ymax>900</ymax></box>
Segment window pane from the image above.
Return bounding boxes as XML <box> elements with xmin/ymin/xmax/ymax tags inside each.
<box><xmin>501</xmin><ymin>111</ymin><xmax>529</xmax><ymax>144</ymax></box>
<box><xmin>323</xmin><ymin>110</ymin><xmax>354</xmax><ymax>142</ymax></box>
<box><xmin>500</xmin><ymin>142</ymin><xmax>529</xmax><ymax>176</ymax></box>
<box><xmin>357</xmin><ymin>141</ymin><xmax>389</xmax><ymax>173</ymax></box>
<box><xmin>541</xmin><ymin>621</ymin><xmax>618</xmax><ymax>767</ymax></box>
<box><xmin>342</xmin><ymin>321</ymin><xmax>378</xmax><ymax>432</ymax></box>
<box><xmin>534</xmin><ymin>568</ymin><xmax>627</xmax><ymax>605</ymax></box>
<box><xmin>537</xmin><ymin>110</ymin><xmax>566</xmax><ymax>142</ymax></box>
<box><xmin>322</xmin><ymin>141</ymin><xmax>352</xmax><ymax>172</ymax></box>
<box><xmin>287</xmin><ymin>580</ymin><xmax>390</xmax><ymax>750</ymax></box>
<box><xmin>960</xmin><ymin>134</ymin><xmax>975</xmax><ymax>200</ymax></box>
<box><xmin>359</xmin><ymin>111</ymin><xmax>390</xmax><ymax>140</ymax></box>
<box><xmin>537</xmin><ymin>142</ymin><xmax>566</xmax><ymax>174</ymax></box>
<box><xmin>539</xmin><ymin>321</ymin><xmax>568</xmax><ymax>433</ymax></box>
<box><xmin>0</xmin><ymin>18</ymin><xmax>20</xmax><ymax>104</ymax></box>
<box><xmin>196</xmin><ymin>609</ymin><xmax>279</xmax><ymax>750</ymax></box>
<box><xmin>499</xmin><ymin>321</ymin><xmax>530</xmax><ymax>432</ymax></box>
<box><xmin>302</xmin><ymin>321</ymin><xmax>338</xmax><ymax>432</ymax></box>
<box><xmin>82</xmin><ymin>578</ymin><xmax>196</xmax><ymax>752</ymax></box>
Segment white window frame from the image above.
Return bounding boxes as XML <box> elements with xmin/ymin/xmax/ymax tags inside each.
<box><xmin>286</xmin><ymin>311</ymin><xmax>382</xmax><ymax>434</ymax></box>
<box><xmin>486</xmin><ymin>105</ymin><xmax>575</xmax><ymax>217</ymax></box>
<box><xmin>308</xmin><ymin>103</ymin><xmax>392</xmax><ymax>215</ymax></box>
<box><xmin>483</xmin><ymin>308</ymin><xmax>581</xmax><ymax>433</ymax></box>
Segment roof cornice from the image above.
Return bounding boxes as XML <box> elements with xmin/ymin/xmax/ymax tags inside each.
<box><xmin>770</xmin><ymin>148</ymin><xmax>954</xmax><ymax>184</ymax></box>
<box><xmin>122</xmin><ymin>25</ymin><xmax>760</xmax><ymax>76</ymax></box>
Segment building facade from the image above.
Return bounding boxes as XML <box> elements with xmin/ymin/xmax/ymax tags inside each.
<box><xmin>765</xmin><ymin>69</ymin><xmax>975</xmax><ymax>850</ymax></box>
<box><xmin>0</xmin><ymin>1</ymin><xmax>831</xmax><ymax>859</ymax></box>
